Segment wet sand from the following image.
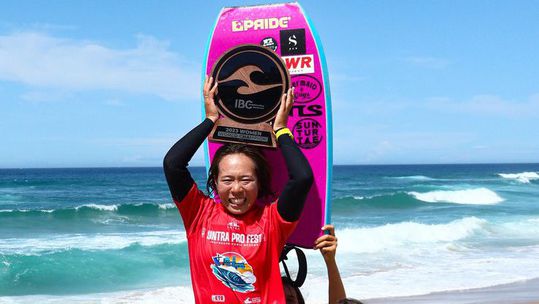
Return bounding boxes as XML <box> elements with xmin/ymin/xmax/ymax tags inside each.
<box><xmin>364</xmin><ymin>278</ymin><xmax>539</xmax><ymax>304</ymax></box>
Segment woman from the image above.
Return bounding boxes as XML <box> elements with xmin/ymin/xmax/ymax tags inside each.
<box><xmin>163</xmin><ymin>76</ymin><xmax>313</xmax><ymax>303</ymax></box>
<box><xmin>284</xmin><ymin>224</ymin><xmax>364</xmax><ymax>304</ymax></box>
<box><xmin>315</xmin><ymin>224</ymin><xmax>346</xmax><ymax>304</ymax></box>
<box><xmin>315</xmin><ymin>224</ymin><xmax>364</xmax><ymax>304</ymax></box>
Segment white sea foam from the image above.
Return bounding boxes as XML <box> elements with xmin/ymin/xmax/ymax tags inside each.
<box><xmin>390</xmin><ymin>175</ymin><xmax>434</xmax><ymax>181</ymax></box>
<box><xmin>4</xmin><ymin>247</ymin><xmax>539</xmax><ymax>303</ymax></box>
<box><xmin>299</xmin><ymin>217</ymin><xmax>539</xmax><ymax>300</ymax></box>
<box><xmin>352</xmin><ymin>194</ymin><xmax>385</xmax><ymax>200</ymax></box>
<box><xmin>104</xmin><ymin>286</ymin><xmax>195</xmax><ymax>304</ymax></box>
<box><xmin>332</xmin><ymin>217</ymin><xmax>487</xmax><ymax>254</ymax></box>
<box><xmin>0</xmin><ymin>231</ymin><xmax>186</xmax><ymax>255</ymax></box>
<box><xmin>301</xmin><ymin>251</ymin><xmax>539</xmax><ymax>300</ymax></box>
<box><xmin>0</xmin><ymin>286</ymin><xmax>195</xmax><ymax>304</ymax></box>
<box><xmin>158</xmin><ymin>203</ymin><xmax>175</xmax><ymax>209</ymax></box>
<box><xmin>498</xmin><ymin>171</ymin><xmax>539</xmax><ymax>183</ymax></box>
<box><xmin>1</xmin><ymin>203</ymin><xmax>175</xmax><ymax>214</ymax></box>
<box><xmin>0</xmin><ymin>209</ymin><xmax>54</xmax><ymax>213</ymax></box>
<box><xmin>495</xmin><ymin>217</ymin><xmax>539</xmax><ymax>237</ymax></box>
<box><xmin>408</xmin><ymin>187</ymin><xmax>504</xmax><ymax>205</ymax></box>
<box><xmin>4</xmin><ymin>218</ymin><xmax>539</xmax><ymax>302</ymax></box>
<box><xmin>77</xmin><ymin>204</ymin><xmax>119</xmax><ymax>211</ymax></box>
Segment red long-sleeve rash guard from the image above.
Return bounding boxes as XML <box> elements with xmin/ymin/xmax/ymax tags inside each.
<box><xmin>163</xmin><ymin>119</ymin><xmax>313</xmax><ymax>303</ymax></box>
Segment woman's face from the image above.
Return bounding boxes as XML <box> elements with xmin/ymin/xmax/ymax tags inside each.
<box><xmin>216</xmin><ymin>153</ymin><xmax>259</xmax><ymax>215</ymax></box>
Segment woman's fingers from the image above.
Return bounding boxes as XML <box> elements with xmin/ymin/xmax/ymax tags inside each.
<box><xmin>279</xmin><ymin>92</ymin><xmax>287</xmax><ymax>112</ymax></box>
<box><xmin>315</xmin><ymin>234</ymin><xmax>336</xmax><ymax>243</ymax></box>
<box><xmin>287</xmin><ymin>87</ymin><xmax>294</xmax><ymax>107</ymax></box>
<box><xmin>203</xmin><ymin>76</ymin><xmax>219</xmax><ymax>122</ymax></box>
<box><xmin>282</xmin><ymin>87</ymin><xmax>294</xmax><ymax>112</ymax></box>
<box><xmin>315</xmin><ymin>224</ymin><xmax>338</xmax><ymax>258</ymax></box>
<box><xmin>314</xmin><ymin>239</ymin><xmax>337</xmax><ymax>250</ymax></box>
<box><xmin>210</xmin><ymin>80</ymin><xmax>218</xmax><ymax>97</ymax></box>
<box><xmin>273</xmin><ymin>93</ymin><xmax>287</xmax><ymax>130</ymax></box>
<box><xmin>204</xmin><ymin>76</ymin><xmax>216</xmax><ymax>98</ymax></box>
<box><xmin>314</xmin><ymin>236</ymin><xmax>337</xmax><ymax>248</ymax></box>
<box><xmin>203</xmin><ymin>75</ymin><xmax>209</xmax><ymax>94</ymax></box>
<box><xmin>321</xmin><ymin>244</ymin><xmax>337</xmax><ymax>254</ymax></box>
<box><xmin>321</xmin><ymin>224</ymin><xmax>335</xmax><ymax>236</ymax></box>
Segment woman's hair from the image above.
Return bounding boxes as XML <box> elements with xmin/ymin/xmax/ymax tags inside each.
<box><xmin>337</xmin><ymin>298</ymin><xmax>364</xmax><ymax>304</ymax></box>
<box><xmin>206</xmin><ymin>144</ymin><xmax>272</xmax><ymax>198</ymax></box>
<box><xmin>282</xmin><ymin>276</ymin><xmax>305</xmax><ymax>304</ymax></box>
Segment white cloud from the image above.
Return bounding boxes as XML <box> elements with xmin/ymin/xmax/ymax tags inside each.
<box><xmin>20</xmin><ymin>89</ymin><xmax>73</xmax><ymax>102</ymax></box>
<box><xmin>333</xmin><ymin>122</ymin><xmax>479</xmax><ymax>164</ymax></box>
<box><xmin>334</xmin><ymin>93</ymin><xmax>539</xmax><ymax>119</ymax></box>
<box><xmin>0</xmin><ymin>31</ymin><xmax>200</xmax><ymax>101</ymax></box>
<box><xmin>426</xmin><ymin>94</ymin><xmax>539</xmax><ymax>117</ymax></box>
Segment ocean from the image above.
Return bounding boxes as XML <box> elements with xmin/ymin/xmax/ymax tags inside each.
<box><xmin>1</xmin><ymin>164</ymin><xmax>539</xmax><ymax>303</ymax></box>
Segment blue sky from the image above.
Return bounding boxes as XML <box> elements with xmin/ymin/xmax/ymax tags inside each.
<box><xmin>1</xmin><ymin>1</ymin><xmax>538</xmax><ymax>168</ymax></box>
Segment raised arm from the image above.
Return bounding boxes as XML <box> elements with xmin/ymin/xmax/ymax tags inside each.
<box><xmin>315</xmin><ymin>225</ymin><xmax>347</xmax><ymax>304</ymax></box>
<box><xmin>163</xmin><ymin>76</ymin><xmax>218</xmax><ymax>202</ymax></box>
<box><xmin>275</xmin><ymin>88</ymin><xmax>314</xmax><ymax>222</ymax></box>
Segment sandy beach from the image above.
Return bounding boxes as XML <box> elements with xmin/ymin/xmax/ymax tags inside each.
<box><xmin>364</xmin><ymin>278</ymin><xmax>539</xmax><ymax>304</ymax></box>
<box><xmin>3</xmin><ymin>279</ymin><xmax>539</xmax><ymax>304</ymax></box>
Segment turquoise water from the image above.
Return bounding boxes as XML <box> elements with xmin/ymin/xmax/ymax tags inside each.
<box><xmin>1</xmin><ymin>164</ymin><xmax>539</xmax><ymax>300</ymax></box>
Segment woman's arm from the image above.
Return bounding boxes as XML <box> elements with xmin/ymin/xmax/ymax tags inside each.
<box><xmin>163</xmin><ymin>76</ymin><xmax>218</xmax><ymax>202</ymax></box>
<box><xmin>315</xmin><ymin>225</ymin><xmax>347</xmax><ymax>304</ymax></box>
<box><xmin>276</xmin><ymin>134</ymin><xmax>313</xmax><ymax>221</ymax></box>
<box><xmin>275</xmin><ymin>88</ymin><xmax>314</xmax><ymax>222</ymax></box>
<box><xmin>163</xmin><ymin>118</ymin><xmax>214</xmax><ymax>201</ymax></box>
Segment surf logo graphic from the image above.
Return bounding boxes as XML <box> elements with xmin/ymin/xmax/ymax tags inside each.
<box><xmin>211</xmin><ymin>45</ymin><xmax>290</xmax><ymax>124</ymax></box>
<box><xmin>219</xmin><ymin>65</ymin><xmax>281</xmax><ymax>95</ymax></box>
<box><xmin>211</xmin><ymin>252</ymin><xmax>256</xmax><ymax>293</ymax></box>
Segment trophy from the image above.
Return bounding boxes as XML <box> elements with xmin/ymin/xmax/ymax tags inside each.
<box><xmin>209</xmin><ymin>44</ymin><xmax>290</xmax><ymax>148</ymax></box>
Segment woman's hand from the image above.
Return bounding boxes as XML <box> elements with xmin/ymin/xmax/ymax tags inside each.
<box><xmin>203</xmin><ymin>75</ymin><xmax>219</xmax><ymax>123</ymax></box>
<box><xmin>273</xmin><ymin>87</ymin><xmax>294</xmax><ymax>131</ymax></box>
<box><xmin>314</xmin><ymin>224</ymin><xmax>338</xmax><ymax>263</ymax></box>
<box><xmin>316</xmin><ymin>225</ymin><xmax>348</xmax><ymax>304</ymax></box>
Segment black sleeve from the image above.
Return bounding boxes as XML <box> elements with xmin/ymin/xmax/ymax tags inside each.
<box><xmin>276</xmin><ymin>134</ymin><xmax>314</xmax><ymax>222</ymax></box>
<box><xmin>163</xmin><ymin>119</ymin><xmax>214</xmax><ymax>202</ymax></box>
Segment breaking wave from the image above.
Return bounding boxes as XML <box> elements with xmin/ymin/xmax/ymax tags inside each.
<box><xmin>0</xmin><ymin>202</ymin><xmax>177</xmax><ymax>219</ymax></box>
<box><xmin>498</xmin><ymin>172</ymin><xmax>539</xmax><ymax>183</ymax></box>
<box><xmin>408</xmin><ymin>188</ymin><xmax>504</xmax><ymax>205</ymax></box>
<box><xmin>0</xmin><ymin>230</ymin><xmax>186</xmax><ymax>255</ymax></box>
<box><xmin>337</xmin><ymin>217</ymin><xmax>487</xmax><ymax>253</ymax></box>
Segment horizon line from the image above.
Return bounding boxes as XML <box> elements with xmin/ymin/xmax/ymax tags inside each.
<box><xmin>1</xmin><ymin>162</ymin><xmax>538</xmax><ymax>170</ymax></box>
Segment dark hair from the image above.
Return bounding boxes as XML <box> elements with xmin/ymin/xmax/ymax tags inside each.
<box><xmin>206</xmin><ymin>144</ymin><xmax>272</xmax><ymax>198</ymax></box>
<box><xmin>282</xmin><ymin>276</ymin><xmax>305</xmax><ymax>304</ymax></box>
<box><xmin>337</xmin><ymin>298</ymin><xmax>364</xmax><ymax>304</ymax></box>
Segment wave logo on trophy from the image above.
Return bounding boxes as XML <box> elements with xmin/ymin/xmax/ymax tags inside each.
<box><xmin>209</xmin><ymin>44</ymin><xmax>290</xmax><ymax>147</ymax></box>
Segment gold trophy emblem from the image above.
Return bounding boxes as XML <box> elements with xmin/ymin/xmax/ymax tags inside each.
<box><xmin>209</xmin><ymin>44</ymin><xmax>290</xmax><ymax>147</ymax></box>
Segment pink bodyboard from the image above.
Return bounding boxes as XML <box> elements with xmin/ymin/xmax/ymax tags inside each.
<box><xmin>203</xmin><ymin>2</ymin><xmax>332</xmax><ymax>248</ymax></box>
